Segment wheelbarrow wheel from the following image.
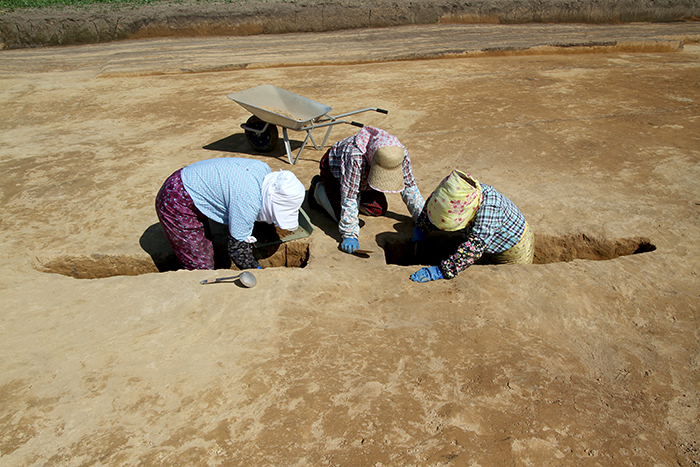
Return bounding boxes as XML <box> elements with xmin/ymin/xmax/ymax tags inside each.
<box><xmin>244</xmin><ymin>115</ymin><xmax>278</xmax><ymax>153</ymax></box>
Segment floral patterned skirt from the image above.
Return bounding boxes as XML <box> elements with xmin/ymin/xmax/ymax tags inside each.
<box><xmin>155</xmin><ymin>169</ymin><xmax>215</xmax><ymax>270</ymax></box>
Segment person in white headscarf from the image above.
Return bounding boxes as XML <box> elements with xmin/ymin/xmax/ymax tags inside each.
<box><xmin>156</xmin><ymin>157</ymin><xmax>305</xmax><ymax>270</ymax></box>
<box><xmin>308</xmin><ymin>126</ymin><xmax>424</xmax><ymax>254</ymax></box>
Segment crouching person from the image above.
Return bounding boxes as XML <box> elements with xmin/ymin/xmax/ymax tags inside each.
<box><xmin>156</xmin><ymin>157</ymin><xmax>304</xmax><ymax>270</ymax></box>
<box><xmin>410</xmin><ymin>170</ymin><xmax>533</xmax><ymax>282</ymax></box>
<box><xmin>308</xmin><ymin>126</ymin><xmax>424</xmax><ymax>254</ymax></box>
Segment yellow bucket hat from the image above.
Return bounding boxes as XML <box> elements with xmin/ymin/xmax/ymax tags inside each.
<box><xmin>426</xmin><ymin>170</ymin><xmax>482</xmax><ymax>231</ymax></box>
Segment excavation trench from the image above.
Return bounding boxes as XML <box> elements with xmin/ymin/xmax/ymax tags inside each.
<box><xmin>34</xmin><ymin>241</ymin><xmax>309</xmax><ymax>279</ymax></box>
<box><xmin>36</xmin><ymin>230</ymin><xmax>654</xmax><ymax>279</ymax></box>
<box><xmin>34</xmin><ymin>242</ymin><xmax>310</xmax><ymax>280</ymax></box>
<box><xmin>381</xmin><ymin>232</ymin><xmax>656</xmax><ymax>266</ymax></box>
<box><xmin>34</xmin><ymin>221</ymin><xmax>311</xmax><ymax>280</ymax></box>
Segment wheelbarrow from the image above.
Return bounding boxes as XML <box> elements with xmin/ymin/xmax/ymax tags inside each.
<box><xmin>227</xmin><ymin>84</ymin><xmax>388</xmax><ymax>165</ymax></box>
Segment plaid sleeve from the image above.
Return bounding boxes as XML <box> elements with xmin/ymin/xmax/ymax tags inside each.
<box><xmin>400</xmin><ymin>152</ymin><xmax>425</xmax><ymax>220</ymax></box>
<box><xmin>471</xmin><ymin>194</ymin><xmax>506</xmax><ymax>247</ymax></box>
<box><xmin>337</xmin><ymin>149</ymin><xmax>364</xmax><ymax>239</ymax></box>
<box><xmin>339</xmin><ymin>151</ymin><xmax>364</xmax><ymax>201</ymax></box>
<box><xmin>471</xmin><ymin>184</ymin><xmax>526</xmax><ymax>253</ymax></box>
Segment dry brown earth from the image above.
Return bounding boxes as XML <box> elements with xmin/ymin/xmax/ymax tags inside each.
<box><xmin>2</xmin><ymin>0</ymin><xmax>700</xmax><ymax>49</ymax></box>
<box><xmin>1</xmin><ymin>22</ymin><xmax>700</xmax><ymax>467</ymax></box>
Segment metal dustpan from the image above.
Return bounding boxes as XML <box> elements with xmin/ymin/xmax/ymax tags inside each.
<box><xmin>254</xmin><ymin>208</ymin><xmax>314</xmax><ymax>248</ymax></box>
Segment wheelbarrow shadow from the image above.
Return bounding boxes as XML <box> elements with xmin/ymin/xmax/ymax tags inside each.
<box><xmin>203</xmin><ymin>133</ymin><xmax>323</xmax><ymax>164</ymax></box>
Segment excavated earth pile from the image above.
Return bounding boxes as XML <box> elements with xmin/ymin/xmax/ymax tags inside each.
<box><xmin>1</xmin><ymin>0</ymin><xmax>700</xmax><ymax>49</ymax></box>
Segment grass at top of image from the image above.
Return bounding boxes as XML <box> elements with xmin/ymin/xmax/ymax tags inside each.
<box><xmin>0</xmin><ymin>0</ymin><xmax>158</xmax><ymax>9</ymax></box>
<box><xmin>0</xmin><ymin>0</ymin><xmax>241</xmax><ymax>11</ymax></box>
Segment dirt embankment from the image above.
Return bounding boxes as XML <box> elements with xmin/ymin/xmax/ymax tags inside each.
<box><xmin>1</xmin><ymin>0</ymin><xmax>699</xmax><ymax>49</ymax></box>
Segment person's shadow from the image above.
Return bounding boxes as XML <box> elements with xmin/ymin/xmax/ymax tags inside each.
<box><xmin>139</xmin><ymin>221</ymin><xmax>233</xmax><ymax>271</ymax></box>
<box><xmin>139</xmin><ymin>220</ymin><xmax>293</xmax><ymax>271</ymax></box>
<box><xmin>139</xmin><ymin>223</ymin><xmax>182</xmax><ymax>271</ymax></box>
<box><xmin>374</xmin><ymin>212</ymin><xmax>415</xmax><ymax>265</ymax></box>
<box><xmin>375</xmin><ymin>212</ymin><xmax>467</xmax><ymax>267</ymax></box>
<box><xmin>300</xmin><ymin>195</ymin><xmax>343</xmax><ymax>243</ymax></box>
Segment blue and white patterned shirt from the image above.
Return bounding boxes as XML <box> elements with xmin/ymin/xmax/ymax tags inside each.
<box><xmin>181</xmin><ymin>158</ymin><xmax>271</xmax><ymax>241</ymax></box>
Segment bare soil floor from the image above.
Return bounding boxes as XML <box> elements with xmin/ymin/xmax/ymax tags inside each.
<box><xmin>1</xmin><ymin>23</ymin><xmax>700</xmax><ymax>466</ymax></box>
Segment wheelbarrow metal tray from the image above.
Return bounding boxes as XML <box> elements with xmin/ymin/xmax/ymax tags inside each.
<box><xmin>227</xmin><ymin>85</ymin><xmax>332</xmax><ymax>131</ymax></box>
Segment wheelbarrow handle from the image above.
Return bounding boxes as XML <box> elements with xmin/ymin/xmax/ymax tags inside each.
<box><xmin>350</xmin><ymin>121</ymin><xmax>364</xmax><ymax>128</ymax></box>
<box><xmin>376</xmin><ymin>108</ymin><xmax>389</xmax><ymax>114</ymax></box>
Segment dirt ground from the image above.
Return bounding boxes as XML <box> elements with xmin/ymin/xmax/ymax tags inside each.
<box><xmin>1</xmin><ymin>22</ymin><xmax>700</xmax><ymax>467</ymax></box>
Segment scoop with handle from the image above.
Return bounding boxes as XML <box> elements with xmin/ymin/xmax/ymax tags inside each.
<box><xmin>200</xmin><ymin>271</ymin><xmax>257</xmax><ymax>287</ymax></box>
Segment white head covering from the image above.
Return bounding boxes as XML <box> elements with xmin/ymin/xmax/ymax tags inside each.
<box><xmin>257</xmin><ymin>170</ymin><xmax>305</xmax><ymax>231</ymax></box>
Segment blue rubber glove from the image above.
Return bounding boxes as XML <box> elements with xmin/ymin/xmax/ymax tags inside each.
<box><xmin>411</xmin><ymin>266</ymin><xmax>444</xmax><ymax>283</ymax></box>
<box><xmin>411</xmin><ymin>226</ymin><xmax>426</xmax><ymax>243</ymax></box>
<box><xmin>340</xmin><ymin>237</ymin><xmax>359</xmax><ymax>254</ymax></box>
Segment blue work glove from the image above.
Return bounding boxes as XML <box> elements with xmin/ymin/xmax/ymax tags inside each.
<box><xmin>411</xmin><ymin>266</ymin><xmax>444</xmax><ymax>283</ymax></box>
<box><xmin>411</xmin><ymin>226</ymin><xmax>426</xmax><ymax>243</ymax></box>
<box><xmin>340</xmin><ymin>237</ymin><xmax>359</xmax><ymax>254</ymax></box>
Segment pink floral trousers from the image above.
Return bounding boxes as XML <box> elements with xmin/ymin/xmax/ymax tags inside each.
<box><xmin>155</xmin><ymin>169</ymin><xmax>215</xmax><ymax>270</ymax></box>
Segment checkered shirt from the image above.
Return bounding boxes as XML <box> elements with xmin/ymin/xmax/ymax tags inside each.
<box><xmin>328</xmin><ymin>127</ymin><xmax>424</xmax><ymax>238</ymax></box>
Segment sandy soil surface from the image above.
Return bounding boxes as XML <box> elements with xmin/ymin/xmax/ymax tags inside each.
<box><xmin>1</xmin><ymin>22</ymin><xmax>700</xmax><ymax>466</ymax></box>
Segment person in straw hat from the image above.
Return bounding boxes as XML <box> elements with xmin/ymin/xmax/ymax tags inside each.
<box><xmin>156</xmin><ymin>157</ymin><xmax>305</xmax><ymax>270</ymax></box>
<box><xmin>410</xmin><ymin>170</ymin><xmax>534</xmax><ymax>282</ymax></box>
<box><xmin>308</xmin><ymin>126</ymin><xmax>424</xmax><ymax>254</ymax></box>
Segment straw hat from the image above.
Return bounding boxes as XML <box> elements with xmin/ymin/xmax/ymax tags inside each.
<box><xmin>368</xmin><ymin>146</ymin><xmax>405</xmax><ymax>193</ymax></box>
<box><xmin>426</xmin><ymin>170</ymin><xmax>482</xmax><ymax>231</ymax></box>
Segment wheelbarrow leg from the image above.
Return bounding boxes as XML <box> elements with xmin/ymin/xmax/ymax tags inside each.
<box><xmin>282</xmin><ymin>128</ymin><xmax>294</xmax><ymax>164</ymax></box>
<box><xmin>282</xmin><ymin>128</ymin><xmax>314</xmax><ymax>165</ymax></box>
<box><xmin>320</xmin><ymin>126</ymin><xmax>335</xmax><ymax>152</ymax></box>
<box><xmin>308</xmin><ymin>132</ymin><xmax>320</xmax><ymax>150</ymax></box>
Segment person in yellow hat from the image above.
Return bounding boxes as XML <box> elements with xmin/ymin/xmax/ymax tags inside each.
<box><xmin>410</xmin><ymin>170</ymin><xmax>534</xmax><ymax>282</ymax></box>
<box><xmin>308</xmin><ymin>126</ymin><xmax>424</xmax><ymax>254</ymax></box>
